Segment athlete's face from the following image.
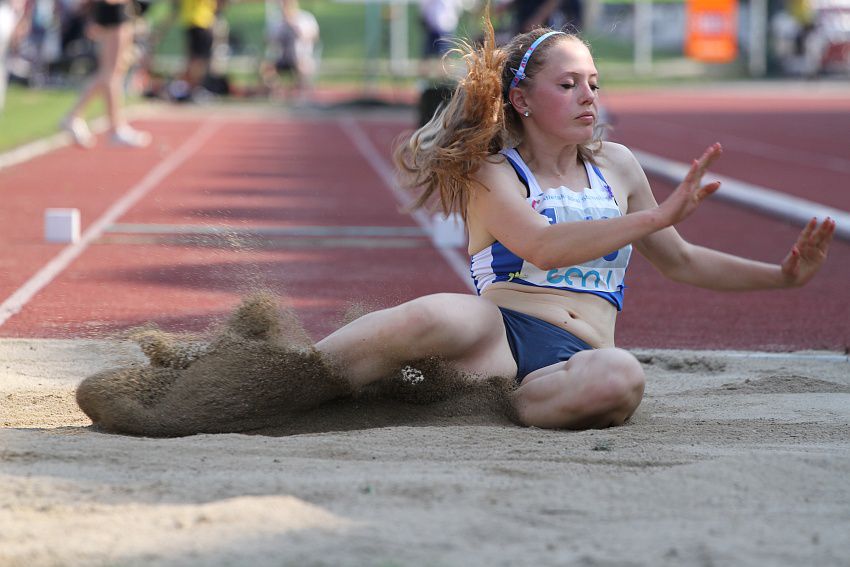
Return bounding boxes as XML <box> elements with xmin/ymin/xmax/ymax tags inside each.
<box><xmin>519</xmin><ymin>39</ymin><xmax>600</xmax><ymax>144</ymax></box>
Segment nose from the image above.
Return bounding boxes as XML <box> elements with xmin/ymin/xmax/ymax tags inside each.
<box><xmin>578</xmin><ymin>82</ymin><xmax>595</xmax><ymax>104</ymax></box>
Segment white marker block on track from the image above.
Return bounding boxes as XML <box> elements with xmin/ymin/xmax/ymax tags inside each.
<box><xmin>44</xmin><ymin>208</ymin><xmax>81</xmax><ymax>243</ymax></box>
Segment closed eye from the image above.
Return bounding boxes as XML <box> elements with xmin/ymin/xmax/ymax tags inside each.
<box><xmin>561</xmin><ymin>83</ymin><xmax>601</xmax><ymax>92</ymax></box>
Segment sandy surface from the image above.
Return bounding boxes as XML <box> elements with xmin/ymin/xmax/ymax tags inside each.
<box><xmin>2</xmin><ymin>338</ymin><xmax>850</xmax><ymax>567</ymax></box>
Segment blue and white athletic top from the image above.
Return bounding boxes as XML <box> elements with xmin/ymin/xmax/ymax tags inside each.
<box><xmin>470</xmin><ymin>148</ymin><xmax>632</xmax><ymax>310</ymax></box>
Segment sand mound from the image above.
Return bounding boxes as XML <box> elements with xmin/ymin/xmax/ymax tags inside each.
<box><xmin>636</xmin><ymin>353</ymin><xmax>727</xmax><ymax>373</ymax></box>
<box><xmin>75</xmin><ymin>293</ymin><xmax>518</xmax><ymax>437</ymax></box>
<box><xmin>718</xmin><ymin>374</ymin><xmax>850</xmax><ymax>394</ymax></box>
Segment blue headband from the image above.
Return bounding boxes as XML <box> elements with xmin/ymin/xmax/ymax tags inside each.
<box><xmin>510</xmin><ymin>31</ymin><xmax>566</xmax><ymax>89</ymax></box>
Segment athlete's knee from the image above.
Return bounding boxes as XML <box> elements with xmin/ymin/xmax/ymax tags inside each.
<box><xmin>600</xmin><ymin>348</ymin><xmax>644</xmax><ymax>399</ymax></box>
<box><xmin>551</xmin><ymin>348</ymin><xmax>644</xmax><ymax>427</ymax></box>
<box><xmin>583</xmin><ymin>348</ymin><xmax>645</xmax><ymax>411</ymax></box>
<box><xmin>367</xmin><ymin>295</ymin><xmax>452</xmax><ymax>351</ymax></box>
<box><xmin>513</xmin><ymin>349</ymin><xmax>646</xmax><ymax>430</ymax></box>
<box><xmin>394</xmin><ymin>297</ymin><xmax>444</xmax><ymax>336</ymax></box>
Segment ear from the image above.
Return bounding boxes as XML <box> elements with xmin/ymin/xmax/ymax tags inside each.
<box><xmin>508</xmin><ymin>87</ymin><xmax>529</xmax><ymax>115</ymax></box>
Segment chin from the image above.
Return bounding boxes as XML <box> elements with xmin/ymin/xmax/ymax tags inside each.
<box><xmin>571</xmin><ymin>130</ymin><xmax>595</xmax><ymax>146</ymax></box>
<box><xmin>553</xmin><ymin>125</ymin><xmax>595</xmax><ymax>146</ymax></box>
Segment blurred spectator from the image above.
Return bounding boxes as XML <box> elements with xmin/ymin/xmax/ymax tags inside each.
<box><xmin>1</xmin><ymin>0</ymin><xmax>31</xmax><ymax>111</ymax></box>
<box><xmin>416</xmin><ymin>0</ymin><xmax>468</xmax><ymax>126</ymax></box>
<box><xmin>23</xmin><ymin>0</ymin><xmax>57</xmax><ymax>84</ymax></box>
<box><xmin>56</xmin><ymin>0</ymin><xmax>97</xmax><ymax>81</ymax></box>
<box><xmin>260</xmin><ymin>0</ymin><xmax>319</xmax><ymax>103</ymax></box>
<box><xmin>60</xmin><ymin>0</ymin><xmax>151</xmax><ymax>148</ymax></box>
<box><xmin>126</xmin><ymin>0</ymin><xmax>157</xmax><ymax>96</ymax></box>
<box><xmin>7</xmin><ymin>0</ymin><xmax>97</xmax><ymax>87</ymax></box>
<box><xmin>770</xmin><ymin>0</ymin><xmax>850</xmax><ymax>76</ymax></box>
<box><xmin>135</xmin><ymin>0</ymin><xmax>178</xmax><ymax>98</ymax></box>
<box><xmin>58</xmin><ymin>0</ymin><xmax>87</xmax><ymax>55</ymax></box>
<box><xmin>511</xmin><ymin>0</ymin><xmax>582</xmax><ymax>34</ymax></box>
<box><xmin>421</xmin><ymin>0</ymin><xmax>464</xmax><ymax>60</ymax></box>
<box><xmin>168</xmin><ymin>0</ymin><xmax>224</xmax><ymax>101</ymax></box>
<box><xmin>512</xmin><ymin>0</ymin><xmax>561</xmax><ymax>33</ymax></box>
<box><xmin>554</xmin><ymin>0</ymin><xmax>583</xmax><ymax>32</ymax></box>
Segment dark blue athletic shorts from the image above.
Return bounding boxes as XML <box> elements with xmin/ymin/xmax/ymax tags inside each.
<box><xmin>499</xmin><ymin>307</ymin><xmax>594</xmax><ymax>383</ymax></box>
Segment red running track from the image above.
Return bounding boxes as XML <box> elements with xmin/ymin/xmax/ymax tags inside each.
<box><xmin>0</xmin><ymin>90</ymin><xmax>848</xmax><ymax>352</ymax></box>
<box><xmin>0</xmin><ymin>111</ymin><xmax>467</xmax><ymax>340</ymax></box>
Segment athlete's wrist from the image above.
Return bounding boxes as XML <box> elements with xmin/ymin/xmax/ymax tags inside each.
<box><xmin>639</xmin><ymin>206</ymin><xmax>671</xmax><ymax>234</ymax></box>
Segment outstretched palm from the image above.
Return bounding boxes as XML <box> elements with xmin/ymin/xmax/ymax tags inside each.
<box><xmin>660</xmin><ymin>143</ymin><xmax>724</xmax><ymax>226</ymax></box>
<box><xmin>781</xmin><ymin>217</ymin><xmax>836</xmax><ymax>287</ymax></box>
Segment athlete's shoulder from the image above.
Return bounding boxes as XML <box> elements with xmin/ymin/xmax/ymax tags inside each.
<box><xmin>593</xmin><ymin>141</ymin><xmax>642</xmax><ymax>172</ymax></box>
<box><xmin>591</xmin><ymin>141</ymin><xmax>651</xmax><ymax>203</ymax></box>
<box><xmin>472</xmin><ymin>153</ymin><xmax>525</xmax><ymax>197</ymax></box>
<box><xmin>594</xmin><ymin>141</ymin><xmax>648</xmax><ymax>183</ymax></box>
<box><xmin>476</xmin><ymin>152</ymin><xmax>511</xmax><ymax>176</ymax></box>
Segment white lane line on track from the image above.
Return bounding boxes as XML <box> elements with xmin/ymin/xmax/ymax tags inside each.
<box><xmin>0</xmin><ymin>119</ymin><xmax>221</xmax><ymax>328</ymax></box>
<box><xmin>337</xmin><ymin>117</ymin><xmax>476</xmax><ymax>292</ymax></box>
<box><xmin>633</xmin><ymin>149</ymin><xmax>850</xmax><ymax>241</ymax></box>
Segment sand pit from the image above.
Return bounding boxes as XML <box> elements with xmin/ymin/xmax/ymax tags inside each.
<box><xmin>2</xmin><ymin>338</ymin><xmax>849</xmax><ymax>566</ymax></box>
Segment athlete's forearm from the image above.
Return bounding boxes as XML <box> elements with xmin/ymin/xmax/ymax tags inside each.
<box><xmin>531</xmin><ymin>209</ymin><xmax>666</xmax><ymax>270</ymax></box>
<box><xmin>665</xmin><ymin>244</ymin><xmax>786</xmax><ymax>291</ymax></box>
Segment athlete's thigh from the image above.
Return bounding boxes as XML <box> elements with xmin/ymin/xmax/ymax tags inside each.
<box><xmin>407</xmin><ymin>293</ymin><xmax>517</xmax><ymax>379</ymax></box>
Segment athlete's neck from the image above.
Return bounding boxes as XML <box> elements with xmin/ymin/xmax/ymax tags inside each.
<box><xmin>516</xmin><ymin>143</ymin><xmax>582</xmax><ymax>179</ymax></box>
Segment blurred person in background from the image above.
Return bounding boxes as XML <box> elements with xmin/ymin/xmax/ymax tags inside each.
<box><xmin>509</xmin><ymin>0</ymin><xmax>583</xmax><ymax>34</ymax></box>
<box><xmin>420</xmin><ymin>0</ymin><xmax>465</xmax><ymax>64</ymax></box>
<box><xmin>771</xmin><ymin>0</ymin><xmax>849</xmax><ymax>76</ymax></box>
<box><xmin>0</xmin><ymin>0</ymin><xmax>31</xmax><ymax>111</ymax></box>
<box><xmin>554</xmin><ymin>0</ymin><xmax>583</xmax><ymax>32</ymax></box>
<box><xmin>260</xmin><ymin>0</ymin><xmax>318</xmax><ymax>103</ymax></box>
<box><xmin>58</xmin><ymin>0</ymin><xmax>88</xmax><ymax>59</ymax></box>
<box><xmin>512</xmin><ymin>0</ymin><xmax>563</xmax><ymax>33</ymax></box>
<box><xmin>168</xmin><ymin>0</ymin><xmax>223</xmax><ymax>101</ymax></box>
<box><xmin>60</xmin><ymin>0</ymin><xmax>151</xmax><ymax>148</ymax></box>
<box><xmin>23</xmin><ymin>0</ymin><xmax>56</xmax><ymax>84</ymax></box>
<box><xmin>416</xmin><ymin>0</ymin><xmax>468</xmax><ymax>126</ymax></box>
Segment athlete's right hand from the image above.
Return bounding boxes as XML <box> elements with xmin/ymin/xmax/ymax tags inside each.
<box><xmin>658</xmin><ymin>143</ymin><xmax>723</xmax><ymax>227</ymax></box>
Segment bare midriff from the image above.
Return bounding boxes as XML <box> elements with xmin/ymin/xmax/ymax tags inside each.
<box><xmin>482</xmin><ymin>282</ymin><xmax>617</xmax><ymax>348</ymax></box>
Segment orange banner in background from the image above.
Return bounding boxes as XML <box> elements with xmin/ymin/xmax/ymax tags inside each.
<box><xmin>685</xmin><ymin>0</ymin><xmax>739</xmax><ymax>63</ymax></box>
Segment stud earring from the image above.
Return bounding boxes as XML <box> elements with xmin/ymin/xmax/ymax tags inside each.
<box><xmin>523</xmin><ymin>110</ymin><xmax>530</xmax><ymax>117</ymax></box>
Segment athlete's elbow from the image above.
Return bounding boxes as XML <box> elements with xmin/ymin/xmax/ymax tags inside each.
<box><xmin>524</xmin><ymin>249</ymin><xmax>558</xmax><ymax>271</ymax></box>
<box><xmin>520</xmin><ymin>233</ymin><xmax>562</xmax><ymax>270</ymax></box>
<box><xmin>662</xmin><ymin>266</ymin><xmax>692</xmax><ymax>284</ymax></box>
<box><xmin>528</xmin><ymin>245</ymin><xmax>589</xmax><ymax>271</ymax></box>
<box><xmin>656</xmin><ymin>248</ymin><xmax>696</xmax><ymax>283</ymax></box>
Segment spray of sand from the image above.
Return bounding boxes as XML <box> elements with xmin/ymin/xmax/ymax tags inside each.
<box><xmin>76</xmin><ymin>292</ymin><xmax>518</xmax><ymax>437</ymax></box>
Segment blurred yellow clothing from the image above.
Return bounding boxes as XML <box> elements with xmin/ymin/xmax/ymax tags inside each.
<box><xmin>180</xmin><ymin>0</ymin><xmax>217</xmax><ymax>29</ymax></box>
<box><xmin>788</xmin><ymin>0</ymin><xmax>814</xmax><ymax>25</ymax></box>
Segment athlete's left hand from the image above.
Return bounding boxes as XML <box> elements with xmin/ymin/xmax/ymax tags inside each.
<box><xmin>780</xmin><ymin>217</ymin><xmax>836</xmax><ymax>287</ymax></box>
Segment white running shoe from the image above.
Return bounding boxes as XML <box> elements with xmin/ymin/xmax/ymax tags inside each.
<box><xmin>61</xmin><ymin>117</ymin><xmax>96</xmax><ymax>149</ymax></box>
<box><xmin>110</xmin><ymin>126</ymin><xmax>152</xmax><ymax>148</ymax></box>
